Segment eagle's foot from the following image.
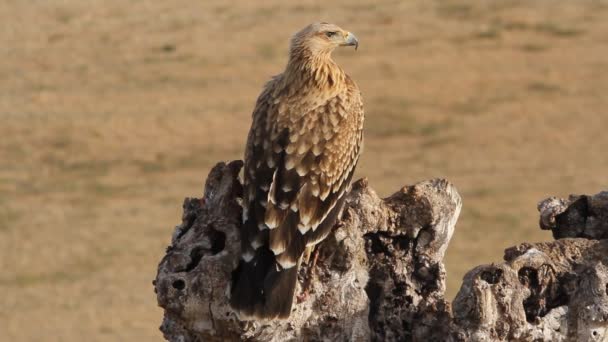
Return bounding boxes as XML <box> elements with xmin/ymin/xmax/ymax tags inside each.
<box><xmin>297</xmin><ymin>247</ymin><xmax>319</xmax><ymax>303</ymax></box>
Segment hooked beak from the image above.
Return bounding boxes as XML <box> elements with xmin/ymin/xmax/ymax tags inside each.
<box><xmin>342</xmin><ymin>32</ymin><xmax>359</xmax><ymax>50</ymax></box>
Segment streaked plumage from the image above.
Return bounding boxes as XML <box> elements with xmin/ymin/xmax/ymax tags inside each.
<box><xmin>230</xmin><ymin>22</ymin><xmax>364</xmax><ymax>319</ymax></box>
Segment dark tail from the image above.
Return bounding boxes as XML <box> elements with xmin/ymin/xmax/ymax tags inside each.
<box><xmin>230</xmin><ymin>248</ymin><xmax>300</xmax><ymax>319</ymax></box>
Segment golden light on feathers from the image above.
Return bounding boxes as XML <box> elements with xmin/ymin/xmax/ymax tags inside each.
<box><xmin>230</xmin><ymin>22</ymin><xmax>364</xmax><ymax>319</ymax></box>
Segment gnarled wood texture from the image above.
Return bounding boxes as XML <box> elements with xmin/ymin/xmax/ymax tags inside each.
<box><xmin>154</xmin><ymin>161</ymin><xmax>608</xmax><ymax>341</ymax></box>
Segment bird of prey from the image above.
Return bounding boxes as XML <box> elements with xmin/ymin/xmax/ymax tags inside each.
<box><xmin>230</xmin><ymin>22</ymin><xmax>364</xmax><ymax>319</ymax></box>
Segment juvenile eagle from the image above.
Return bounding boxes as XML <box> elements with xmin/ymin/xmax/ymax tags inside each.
<box><xmin>231</xmin><ymin>22</ymin><xmax>364</xmax><ymax>319</ymax></box>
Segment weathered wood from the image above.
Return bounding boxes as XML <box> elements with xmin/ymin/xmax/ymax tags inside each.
<box><xmin>538</xmin><ymin>192</ymin><xmax>608</xmax><ymax>240</ymax></box>
<box><xmin>154</xmin><ymin>161</ymin><xmax>608</xmax><ymax>341</ymax></box>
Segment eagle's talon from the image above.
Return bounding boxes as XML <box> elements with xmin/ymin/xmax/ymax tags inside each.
<box><xmin>297</xmin><ymin>247</ymin><xmax>320</xmax><ymax>304</ymax></box>
<box><xmin>296</xmin><ymin>291</ymin><xmax>309</xmax><ymax>303</ymax></box>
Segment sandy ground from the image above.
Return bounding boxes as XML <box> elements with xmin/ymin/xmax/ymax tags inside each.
<box><xmin>1</xmin><ymin>0</ymin><xmax>607</xmax><ymax>340</ymax></box>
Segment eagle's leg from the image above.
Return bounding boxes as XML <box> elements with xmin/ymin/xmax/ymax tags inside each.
<box><xmin>303</xmin><ymin>246</ymin><xmax>313</xmax><ymax>265</ymax></box>
<box><xmin>297</xmin><ymin>246</ymin><xmax>320</xmax><ymax>303</ymax></box>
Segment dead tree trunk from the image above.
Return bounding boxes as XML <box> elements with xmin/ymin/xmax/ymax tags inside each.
<box><xmin>153</xmin><ymin>161</ymin><xmax>608</xmax><ymax>341</ymax></box>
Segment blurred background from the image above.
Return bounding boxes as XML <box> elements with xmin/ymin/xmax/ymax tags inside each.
<box><xmin>1</xmin><ymin>0</ymin><xmax>607</xmax><ymax>340</ymax></box>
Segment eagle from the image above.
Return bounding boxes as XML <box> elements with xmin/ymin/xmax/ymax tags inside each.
<box><xmin>230</xmin><ymin>22</ymin><xmax>364</xmax><ymax>319</ymax></box>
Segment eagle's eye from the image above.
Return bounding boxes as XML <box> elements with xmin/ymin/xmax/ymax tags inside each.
<box><xmin>325</xmin><ymin>31</ymin><xmax>337</xmax><ymax>38</ymax></box>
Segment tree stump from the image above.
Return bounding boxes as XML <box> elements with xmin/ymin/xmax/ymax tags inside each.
<box><xmin>154</xmin><ymin>161</ymin><xmax>608</xmax><ymax>341</ymax></box>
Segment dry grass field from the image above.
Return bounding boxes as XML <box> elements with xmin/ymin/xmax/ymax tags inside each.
<box><xmin>1</xmin><ymin>0</ymin><xmax>607</xmax><ymax>340</ymax></box>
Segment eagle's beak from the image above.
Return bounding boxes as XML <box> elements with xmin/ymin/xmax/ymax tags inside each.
<box><xmin>342</xmin><ymin>32</ymin><xmax>359</xmax><ymax>50</ymax></box>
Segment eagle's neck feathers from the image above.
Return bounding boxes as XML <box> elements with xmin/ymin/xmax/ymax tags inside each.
<box><xmin>281</xmin><ymin>47</ymin><xmax>346</xmax><ymax>96</ymax></box>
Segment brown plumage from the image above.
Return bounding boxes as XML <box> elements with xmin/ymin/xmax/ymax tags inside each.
<box><xmin>230</xmin><ymin>22</ymin><xmax>364</xmax><ymax>319</ymax></box>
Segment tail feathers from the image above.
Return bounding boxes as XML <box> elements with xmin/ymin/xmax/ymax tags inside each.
<box><xmin>231</xmin><ymin>250</ymin><xmax>300</xmax><ymax>319</ymax></box>
<box><xmin>230</xmin><ymin>261</ymin><xmax>263</xmax><ymax>318</ymax></box>
<box><xmin>261</xmin><ymin>263</ymin><xmax>299</xmax><ymax>318</ymax></box>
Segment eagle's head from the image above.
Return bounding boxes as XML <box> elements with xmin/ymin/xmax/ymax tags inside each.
<box><xmin>290</xmin><ymin>22</ymin><xmax>359</xmax><ymax>58</ymax></box>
